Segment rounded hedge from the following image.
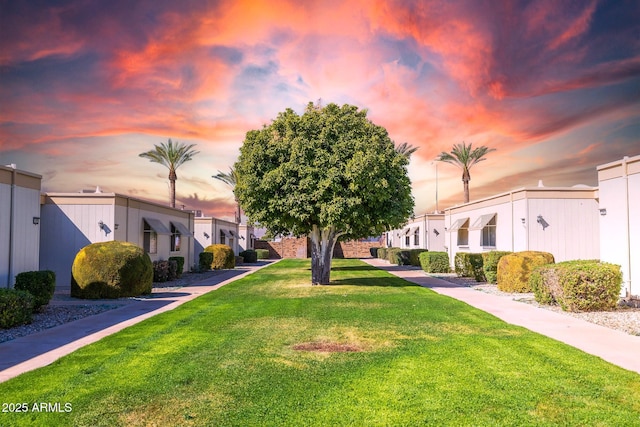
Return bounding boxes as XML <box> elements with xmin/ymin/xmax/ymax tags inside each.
<box><xmin>239</xmin><ymin>249</ymin><xmax>258</xmax><ymax>263</ymax></box>
<box><xmin>497</xmin><ymin>251</ymin><xmax>554</xmax><ymax>293</ymax></box>
<box><xmin>71</xmin><ymin>241</ymin><xmax>153</xmax><ymax>299</ymax></box>
<box><xmin>0</xmin><ymin>288</ymin><xmax>34</xmax><ymax>329</ymax></box>
<box><xmin>15</xmin><ymin>270</ymin><xmax>56</xmax><ymax>312</ymax></box>
<box><xmin>255</xmin><ymin>249</ymin><xmax>270</xmax><ymax>259</ymax></box>
<box><xmin>203</xmin><ymin>244</ymin><xmax>235</xmax><ymax>269</ymax></box>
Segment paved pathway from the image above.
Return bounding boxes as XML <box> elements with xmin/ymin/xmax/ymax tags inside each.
<box><xmin>363</xmin><ymin>258</ymin><xmax>640</xmax><ymax>375</ymax></box>
<box><xmin>0</xmin><ymin>262</ymin><xmax>275</xmax><ymax>383</ymax></box>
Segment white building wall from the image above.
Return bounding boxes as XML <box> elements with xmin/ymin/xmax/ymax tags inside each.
<box><xmin>194</xmin><ymin>217</ymin><xmax>239</xmax><ymax>262</ymax></box>
<box><xmin>598</xmin><ymin>155</ymin><xmax>640</xmax><ymax>298</ymax></box>
<box><xmin>1</xmin><ymin>167</ymin><xmax>42</xmax><ymax>288</ymax></box>
<box><xmin>385</xmin><ymin>214</ymin><xmax>445</xmax><ymax>252</ymax></box>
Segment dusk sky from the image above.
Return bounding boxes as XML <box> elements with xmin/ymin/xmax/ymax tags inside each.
<box><xmin>1</xmin><ymin>0</ymin><xmax>639</xmax><ymax>221</ymax></box>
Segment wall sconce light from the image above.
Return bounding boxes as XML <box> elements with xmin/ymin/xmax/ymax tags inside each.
<box><xmin>433</xmin><ymin>229</ymin><xmax>440</xmax><ymax>236</ymax></box>
<box><xmin>98</xmin><ymin>220</ymin><xmax>112</xmax><ymax>235</ymax></box>
<box><xmin>599</xmin><ymin>209</ymin><xmax>607</xmax><ymax>216</ymax></box>
<box><xmin>536</xmin><ymin>215</ymin><xmax>549</xmax><ymax>230</ymax></box>
<box><xmin>114</xmin><ymin>223</ymin><xmax>119</xmax><ymax>230</ymax></box>
<box><xmin>203</xmin><ymin>232</ymin><xmax>210</xmax><ymax>239</ymax></box>
<box><xmin>32</xmin><ymin>217</ymin><xmax>40</xmax><ymax>225</ymax></box>
<box><xmin>521</xmin><ymin>218</ymin><xmax>525</xmax><ymax>225</ymax></box>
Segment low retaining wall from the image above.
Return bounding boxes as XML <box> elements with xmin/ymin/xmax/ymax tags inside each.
<box><xmin>255</xmin><ymin>237</ymin><xmax>381</xmax><ymax>259</ymax></box>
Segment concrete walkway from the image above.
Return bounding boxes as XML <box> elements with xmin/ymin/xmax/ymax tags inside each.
<box><xmin>0</xmin><ymin>262</ymin><xmax>275</xmax><ymax>383</ymax></box>
<box><xmin>363</xmin><ymin>258</ymin><xmax>640</xmax><ymax>375</ymax></box>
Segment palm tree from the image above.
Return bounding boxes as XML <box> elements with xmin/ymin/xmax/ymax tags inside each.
<box><xmin>139</xmin><ymin>139</ymin><xmax>199</xmax><ymax>208</ymax></box>
<box><xmin>395</xmin><ymin>142</ymin><xmax>418</xmax><ymax>158</ymax></box>
<box><xmin>437</xmin><ymin>141</ymin><xmax>496</xmax><ymax>203</ymax></box>
<box><xmin>213</xmin><ymin>166</ymin><xmax>241</xmax><ymax>223</ymax></box>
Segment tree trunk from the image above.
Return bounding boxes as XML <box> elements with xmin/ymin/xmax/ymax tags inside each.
<box><xmin>462</xmin><ymin>169</ymin><xmax>470</xmax><ymax>204</ymax></box>
<box><xmin>169</xmin><ymin>168</ymin><xmax>177</xmax><ymax>208</ymax></box>
<box><xmin>309</xmin><ymin>225</ymin><xmax>343</xmax><ymax>285</ymax></box>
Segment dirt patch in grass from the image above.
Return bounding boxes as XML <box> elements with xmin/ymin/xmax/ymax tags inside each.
<box><xmin>292</xmin><ymin>341</ymin><xmax>363</xmax><ymax>353</ymax></box>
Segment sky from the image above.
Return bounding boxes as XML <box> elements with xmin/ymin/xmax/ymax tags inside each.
<box><xmin>1</xmin><ymin>0</ymin><xmax>639</xmax><ymax>221</ymax></box>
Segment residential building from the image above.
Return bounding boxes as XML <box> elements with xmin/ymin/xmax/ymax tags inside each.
<box><xmin>444</xmin><ymin>184</ymin><xmax>600</xmax><ymax>267</ymax></box>
<box><xmin>1</xmin><ymin>165</ymin><xmax>42</xmax><ymax>288</ymax></box>
<box><xmin>40</xmin><ymin>191</ymin><xmax>194</xmax><ymax>288</ymax></box>
<box><xmin>238</xmin><ymin>223</ymin><xmax>256</xmax><ymax>252</ymax></box>
<box><xmin>598</xmin><ymin>155</ymin><xmax>639</xmax><ymax>298</ymax></box>
<box><xmin>194</xmin><ymin>215</ymin><xmax>239</xmax><ymax>261</ymax></box>
<box><xmin>385</xmin><ymin>213</ymin><xmax>446</xmax><ymax>252</ymax></box>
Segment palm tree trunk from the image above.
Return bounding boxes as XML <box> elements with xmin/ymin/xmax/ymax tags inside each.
<box><xmin>463</xmin><ymin>180</ymin><xmax>470</xmax><ymax>204</ymax></box>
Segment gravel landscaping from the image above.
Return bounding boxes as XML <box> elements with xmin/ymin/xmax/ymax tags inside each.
<box><xmin>431</xmin><ymin>273</ymin><xmax>640</xmax><ymax>336</ymax></box>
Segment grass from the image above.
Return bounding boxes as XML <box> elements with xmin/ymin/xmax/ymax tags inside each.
<box><xmin>1</xmin><ymin>259</ymin><xmax>640</xmax><ymax>426</ymax></box>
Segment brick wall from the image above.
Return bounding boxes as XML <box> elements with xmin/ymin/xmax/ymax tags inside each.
<box><xmin>255</xmin><ymin>237</ymin><xmax>381</xmax><ymax>259</ymax></box>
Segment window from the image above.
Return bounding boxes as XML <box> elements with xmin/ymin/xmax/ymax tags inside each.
<box><xmin>457</xmin><ymin>219</ymin><xmax>469</xmax><ymax>246</ymax></box>
<box><xmin>143</xmin><ymin>222</ymin><xmax>158</xmax><ymax>254</ymax></box>
<box><xmin>171</xmin><ymin>224</ymin><xmax>181</xmax><ymax>252</ymax></box>
<box><xmin>405</xmin><ymin>235</ymin><xmax>410</xmax><ymax>246</ymax></box>
<box><xmin>481</xmin><ymin>216</ymin><xmax>497</xmax><ymax>247</ymax></box>
<box><xmin>220</xmin><ymin>230</ymin><xmax>227</xmax><ymax>245</ymax></box>
<box><xmin>413</xmin><ymin>228</ymin><xmax>420</xmax><ymax>246</ymax></box>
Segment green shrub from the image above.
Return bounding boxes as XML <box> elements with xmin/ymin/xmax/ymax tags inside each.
<box><xmin>387</xmin><ymin>248</ymin><xmax>411</xmax><ymax>265</ymax></box>
<box><xmin>0</xmin><ymin>288</ymin><xmax>34</xmax><ymax>329</ymax></box>
<box><xmin>369</xmin><ymin>247</ymin><xmax>380</xmax><ymax>258</ymax></box>
<box><xmin>481</xmin><ymin>251</ymin><xmax>512</xmax><ymax>284</ymax></box>
<box><xmin>409</xmin><ymin>249</ymin><xmax>428</xmax><ymax>267</ymax></box>
<box><xmin>255</xmin><ymin>249</ymin><xmax>270</xmax><ymax>259</ymax></box>
<box><xmin>454</xmin><ymin>253</ymin><xmax>485</xmax><ymax>281</ymax></box>
<box><xmin>152</xmin><ymin>260</ymin><xmax>178</xmax><ymax>283</ymax></box>
<box><xmin>530</xmin><ymin>260</ymin><xmax>622</xmax><ymax>312</ymax></box>
<box><xmin>239</xmin><ymin>249</ymin><xmax>258</xmax><ymax>263</ymax></box>
<box><xmin>168</xmin><ymin>256</ymin><xmax>185</xmax><ymax>278</ymax></box>
<box><xmin>14</xmin><ymin>270</ymin><xmax>56</xmax><ymax>312</ymax></box>
<box><xmin>71</xmin><ymin>241</ymin><xmax>153</xmax><ymax>299</ymax></box>
<box><xmin>199</xmin><ymin>252</ymin><xmax>214</xmax><ymax>271</ymax></box>
<box><xmin>377</xmin><ymin>247</ymin><xmax>388</xmax><ymax>260</ymax></box>
<box><xmin>497</xmin><ymin>251</ymin><xmax>554</xmax><ymax>293</ymax></box>
<box><xmin>235</xmin><ymin>256</ymin><xmax>244</xmax><ymax>265</ymax></box>
<box><xmin>204</xmin><ymin>244</ymin><xmax>235</xmax><ymax>269</ymax></box>
<box><xmin>419</xmin><ymin>251</ymin><xmax>450</xmax><ymax>273</ymax></box>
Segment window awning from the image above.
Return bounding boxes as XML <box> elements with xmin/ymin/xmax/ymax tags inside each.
<box><xmin>250</xmin><ymin>233</ymin><xmax>257</xmax><ymax>239</ymax></box>
<box><xmin>143</xmin><ymin>218</ymin><xmax>171</xmax><ymax>235</ymax></box>
<box><xmin>171</xmin><ymin>221</ymin><xmax>192</xmax><ymax>236</ymax></box>
<box><xmin>410</xmin><ymin>226</ymin><xmax>419</xmax><ymax>235</ymax></box>
<box><xmin>220</xmin><ymin>229</ymin><xmax>230</xmax><ymax>237</ymax></box>
<box><xmin>228</xmin><ymin>230</ymin><xmax>236</xmax><ymax>237</ymax></box>
<box><xmin>402</xmin><ymin>228</ymin><xmax>411</xmax><ymax>235</ymax></box>
<box><xmin>448</xmin><ymin>218</ymin><xmax>469</xmax><ymax>232</ymax></box>
<box><xmin>470</xmin><ymin>214</ymin><xmax>496</xmax><ymax>230</ymax></box>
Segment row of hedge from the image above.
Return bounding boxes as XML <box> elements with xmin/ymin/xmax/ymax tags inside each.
<box><xmin>1</xmin><ymin>270</ymin><xmax>56</xmax><ymax>329</ymax></box>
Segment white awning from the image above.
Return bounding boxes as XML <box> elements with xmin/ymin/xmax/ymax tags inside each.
<box><xmin>171</xmin><ymin>221</ymin><xmax>192</xmax><ymax>236</ymax></box>
<box><xmin>402</xmin><ymin>228</ymin><xmax>411</xmax><ymax>235</ymax></box>
<box><xmin>448</xmin><ymin>218</ymin><xmax>469</xmax><ymax>232</ymax></box>
<box><xmin>143</xmin><ymin>218</ymin><xmax>171</xmax><ymax>235</ymax></box>
<box><xmin>470</xmin><ymin>214</ymin><xmax>496</xmax><ymax>230</ymax></box>
<box><xmin>409</xmin><ymin>226</ymin><xmax>419</xmax><ymax>235</ymax></box>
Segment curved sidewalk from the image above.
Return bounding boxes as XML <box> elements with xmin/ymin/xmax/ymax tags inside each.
<box><xmin>0</xmin><ymin>262</ymin><xmax>275</xmax><ymax>383</ymax></box>
<box><xmin>363</xmin><ymin>258</ymin><xmax>640</xmax><ymax>375</ymax></box>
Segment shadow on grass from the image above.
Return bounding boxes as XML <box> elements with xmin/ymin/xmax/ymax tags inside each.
<box><xmin>327</xmin><ymin>277</ymin><xmax>419</xmax><ymax>288</ymax></box>
<box><xmin>331</xmin><ymin>265</ymin><xmax>381</xmax><ymax>272</ymax></box>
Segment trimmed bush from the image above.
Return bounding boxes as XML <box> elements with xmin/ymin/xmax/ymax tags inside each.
<box><xmin>71</xmin><ymin>241</ymin><xmax>153</xmax><ymax>299</ymax></box>
<box><xmin>481</xmin><ymin>251</ymin><xmax>512</xmax><ymax>284</ymax></box>
<box><xmin>369</xmin><ymin>247</ymin><xmax>380</xmax><ymax>258</ymax></box>
<box><xmin>235</xmin><ymin>256</ymin><xmax>244</xmax><ymax>265</ymax></box>
<box><xmin>377</xmin><ymin>247</ymin><xmax>388</xmax><ymax>260</ymax></box>
<box><xmin>454</xmin><ymin>253</ymin><xmax>485</xmax><ymax>282</ymax></box>
<box><xmin>419</xmin><ymin>251</ymin><xmax>450</xmax><ymax>273</ymax></box>
<box><xmin>239</xmin><ymin>249</ymin><xmax>258</xmax><ymax>263</ymax></box>
<box><xmin>168</xmin><ymin>256</ymin><xmax>185</xmax><ymax>278</ymax></box>
<box><xmin>530</xmin><ymin>260</ymin><xmax>622</xmax><ymax>312</ymax></box>
<box><xmin>14</xmin><ymin>270</ymin><xmax>56</xmax><ymax>312</ymax></box>
<box><xmin>255</xmin><ymin>249</ymin><xmax>270</xmax><ymax>260</ymax></box>
<box><xmin>387</xmin><ymin>248</ymin><xmax>411</xmax><ymax>265</ymax></box>
<box><xmin>0</xmin><ymin>288</ymin><xmax>34</xmax><ymax>329</ymax></box>
<box><xmin>152</xmin><ymin>260</ymin><xmax>178</xmax><ymax>283</ymax></box>
<box><xmin>199</xmin><ymin>252</ymin><xmax>214</xmax><ymax>271</ymax></box>
<box><xmin>497</xmin><ymin>251</ymin><xmax>554</xmax><ymax>293</ymax></box>
<box><xmin>409</xmin><ymin>249</ymin><xmax>428</xmax><ymax>267</ymax></box>
<box><xmin>204</xmin><ymin>244</ymin><xmax>235</xmax><ymax>270</ymax></box>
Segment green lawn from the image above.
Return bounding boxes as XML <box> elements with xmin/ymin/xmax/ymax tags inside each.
<box><xmin>1</xmin><ymin>259</ymin><xmax>639</xmax><ymax>426</ymax></box>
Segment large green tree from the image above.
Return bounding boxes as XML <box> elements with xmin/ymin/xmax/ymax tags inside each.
<box><xmin>437</xmin><ymin>141</ymin><xmax>496</xmax><ymax>204</ymax></box>
<box><xmin>235</xmin><ymin>102</ymin><xmax>414</xmax><ymax>285</ymax></box>
<box><xmin>213</xmin><ymin>167</ymin><xmax>241</xmax><ymax>223</ymax></box>
<box><xmin>139</xmin><ymin>139</ymin><xmax>199</xmax><ymax>208</ymax></box>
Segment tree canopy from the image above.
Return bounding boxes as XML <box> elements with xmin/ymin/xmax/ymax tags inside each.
<box><xmin>235</xmin><ymin>102</ymin><xmax>414</xmax><ymax>284</ymax></box>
